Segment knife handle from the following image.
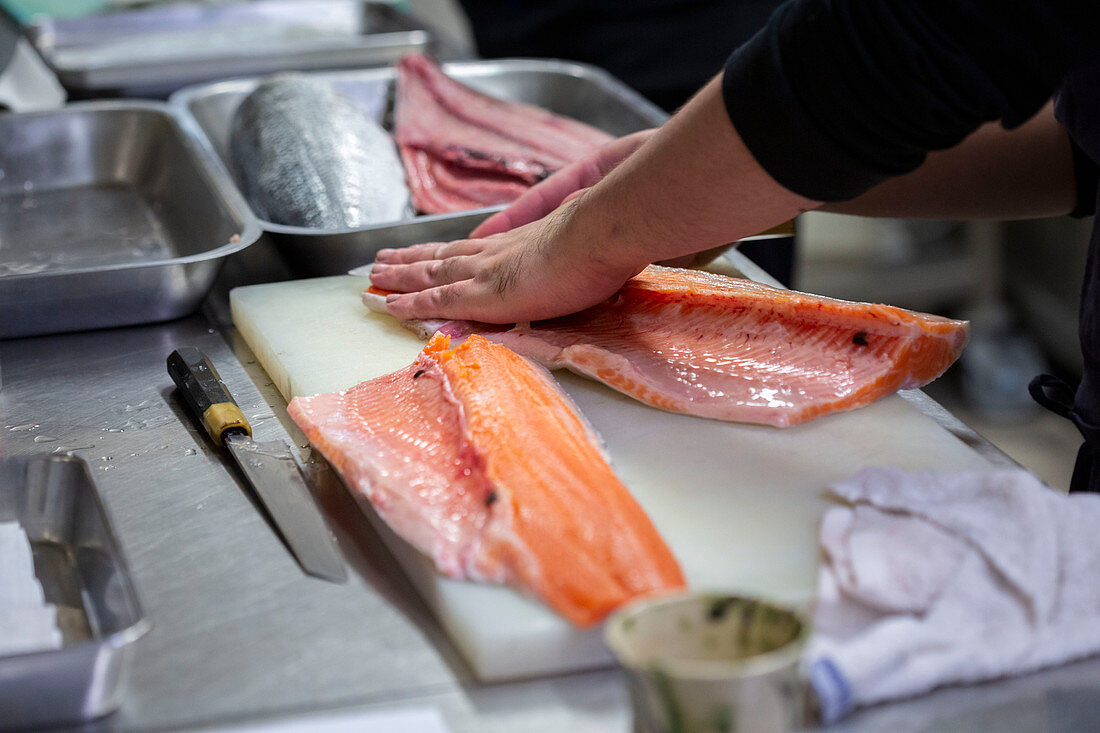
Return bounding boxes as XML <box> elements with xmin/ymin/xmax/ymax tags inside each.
<box><xmin>167</xmin><ymin>347</ymin><xmax>252</xmax><ymax>446</ymax></box>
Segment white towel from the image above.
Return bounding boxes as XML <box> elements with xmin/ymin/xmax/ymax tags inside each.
<box><xmin>0</xmin><ymin>520</ymin><xmax>44</xmax><ymax>607</ymax></box>
<box><xmin>807</xmin><ymin>467</ymin><xmax>1100</xmax><ymax>723</ymax></box>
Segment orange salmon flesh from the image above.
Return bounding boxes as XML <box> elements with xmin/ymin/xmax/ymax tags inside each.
<box><xmin>364</xmin><ymin>265</ymin><xmax>970</xmax><ymax>427</ymax></box>
<box><xmin>288</xmin><ymin>333</ymin><xmax>685</xmax><ymax>626</ymax></box>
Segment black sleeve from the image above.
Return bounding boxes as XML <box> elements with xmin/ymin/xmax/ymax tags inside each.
<box><xmin>723</xmin><ymin>0</ymin><xmax>1100</xmax><ymax>202</ymax></box>
<box><xmin>1069</xmin><ymin>137</ymin><xmax>1099</xmax><ymax>218</ymax></box>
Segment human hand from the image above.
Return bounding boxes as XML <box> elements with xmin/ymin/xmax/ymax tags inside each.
<box><xmin>369</xmin><ymin>195</ymin><xmax>647</xmax><ymax>324</ymax></box>
<box><xmin>468</xmin><ymin>129</ymin><xmax>657</xmax><ymax>238</ymax></box>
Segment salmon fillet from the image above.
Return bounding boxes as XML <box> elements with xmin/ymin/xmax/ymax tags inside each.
<box><xmin>364</xmin><ymin>265</ymin><xmax>969</xmax><ymax>427</ymax></box>
<box><xmin>287</xmin><ymin>333</ymin><xmax>685</xmax><ymax>626</ymax></box>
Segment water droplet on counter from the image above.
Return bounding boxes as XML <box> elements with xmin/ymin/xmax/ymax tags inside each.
<box><xmin>100</xmin><ymin>455</ymin><xmax>113</xmax><ymax>462</ymax></box>
<box><xmin>185</xmin><ymin>448</ymin><xmax>197</xmax><ymax>456</ymax></box>
<box><xmin>9</xmin><ymin>423</ymin><xmax>38</xmax><ymax>432</ymax></box>
<box><xmin>250</xmin><ymin>413</ymin><xmax>274</xmax><ymax>421</ymax></box>
<box><xmin>53</xmin><ymin>444</ymin><xmax>95</xmax><ymax>453</ymax></box>
<box><xmin>33</xmin><ymin>435</ymin><xmax>57</xmax><ymax>443</ymax></box>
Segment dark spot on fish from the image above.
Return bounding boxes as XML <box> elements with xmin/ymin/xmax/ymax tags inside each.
<box><xmin>461</xmin><ymin>147</ymin><xmax>490</xmax><ymax>160</ymax></box>
<box><xmin>853</xmin><ymin>331</ymin><xmax>869</xmax><ymax>346</ymax></box>
<box><xmin>413</xmin><ymin>369</ymin><xmax>425</xmax><ymax>379</ymax></box>
<box><xmin>708</xmin><ymin>597</ymin><xmax>738</xmax><ymax>621</ymax></box>
<box><xmin>486</xmin><ymin>491</ymin><xmax>498</xmax><ymax>506</ymax></box>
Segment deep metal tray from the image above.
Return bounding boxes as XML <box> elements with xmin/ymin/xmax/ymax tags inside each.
<box><xmin>0</xmin><ymin>101</ymin><xmax>261</xmax><ymax>339</ymax></box>
<box><xmin>0</xmin><ymin>454</ymin><xmax>148</xmax><ymax>728</ymax></box>
<box><xmin>170</xmin><ymin>58</ymin><xmax>669</xmax><ymax>276</ymax></box>
<box><xmin>26</xmin><ymin>0</ymin><xmax>435</xmax><ymax>96</ymax></box>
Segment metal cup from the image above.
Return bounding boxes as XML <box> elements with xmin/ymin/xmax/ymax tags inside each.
<box><xmin>605</xmin><ymin>593</ymin><xmax>808</xmax><ymax>733</ymax></box>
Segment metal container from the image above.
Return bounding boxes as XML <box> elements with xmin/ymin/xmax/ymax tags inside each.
<box><xmin>171</xmin><ymin>58</ymin><xmax>669</xmax><ymax>276</ymax></box>
<box><xmin>0</xmin><ymin>454</ymin><xmax>149</xmax><ymax>728</ymax></box>
<box><xmin>26</xmin><ymin>0</ymin><xmax>435</xmax><ymax>97</ymax></box>
<box><xmin>0</xmin><ymin>101</ymin><xmax>261</xmax><ymax>339</ymax></box>
<box><xmin>605</xmin><ymin>593</ymin><xmax>809</xmax><ymax>733</ymax></box>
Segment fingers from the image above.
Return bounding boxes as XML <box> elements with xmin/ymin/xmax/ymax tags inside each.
<box><xmin>371</xmin><ymin>254</ymin><xmax>479</xmax><ymax>293</ymax></box>
<box><xmin>384</xmin><ymin>280</ymin><xmax>508</xmax><ymax>323</ymax></box>
<box><xmin>469</xmin><ymin>130</ymin><xmax>657</xmax><ymax>239</ymax></box>
<box><xmin>374</xmin><ymin>238</ymin><xmax>484</xmax><ymax>264</ymax></box>
<box><xmin>470</xmin><ymin>157</ymin><xmax>603</xmax><ymax>237</ymax></box>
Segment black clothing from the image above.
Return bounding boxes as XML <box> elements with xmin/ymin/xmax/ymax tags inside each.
<box><xmin>723</xmin><ymin>0</ymin><xmax>1100</xmax><ymax>490</ymax></box>
<box><xmin>723</xmin><ymin>0</ymin><xmax>1100</xmax><ymax>202</ymax></box>
<box><xmin>1032</xmin><ymin>65</ymin><xmax>1100</xmax><ymax>493</ymax></box>
<box><xmin>459</xmin><ymin>0</ymin><xmax>781</xmax><ymax>113</ymax></box>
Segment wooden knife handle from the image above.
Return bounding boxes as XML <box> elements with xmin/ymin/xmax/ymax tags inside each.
<box><xmin>167</xmin><ymin>347</ymin><xmax>251</xmax><ymax>446</ymax></box>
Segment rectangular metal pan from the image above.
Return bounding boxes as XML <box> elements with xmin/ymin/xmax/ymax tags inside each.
<box><xmin>170</xmin><ymin>58</ymin><xmax>670</xmax><ymax>276</ymax></box>
<box><xmin>25</xmin><ymin>0</ymin><xmax>435</xmax><ymax>97</ymax></box>
<box><xmin>0</xmin><ymin>101</ymin><xmax>261</xmax><ymax>338</ymax></box>
<box><xmin>0</xmin><ymin>454</ymin><xmax>149</xmax><ymax>728</ymax></box>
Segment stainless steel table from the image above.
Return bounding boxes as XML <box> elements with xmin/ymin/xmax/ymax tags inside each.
<box><xmin>3</xmin><ymin>245</ymin><xmax>1099</xmax><ymax>732</ymax></box>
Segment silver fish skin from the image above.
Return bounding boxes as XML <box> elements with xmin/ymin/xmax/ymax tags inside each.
<box><xmin>229</xmin><ymin>75</ymin><xmax>412</xmax><ymax>230</ymax></box>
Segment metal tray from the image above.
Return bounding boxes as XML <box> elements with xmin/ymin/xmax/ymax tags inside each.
<box><xmin>0</xmin><ymin>454</ymin><xmax>149</xmax><ymax>728</ymax></box>
<box><xmin>170</xmin><ymin>58</ymin><xmax>669</xmax><ymax>276</ymax></box>
<box><xmin>0</xmin><ymin>101</ymin><xmax>260</xmax><ymax>339</ymax></box>
<box><xmin>26</xmin><ymin>0</ymin><xmax>435</xmax><ymax>97</ymax></box>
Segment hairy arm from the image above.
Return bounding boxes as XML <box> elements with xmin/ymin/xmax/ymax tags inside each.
<box><xmin>823</xmin><ymin>101</ymin><xmax>1077</xmax><ymax>220</ymax></box>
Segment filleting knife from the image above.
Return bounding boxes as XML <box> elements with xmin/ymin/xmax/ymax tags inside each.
<box><xmin>167</xmin><ymin>347</ymin><xmax>346</xmax><ymax>583</ymax></box>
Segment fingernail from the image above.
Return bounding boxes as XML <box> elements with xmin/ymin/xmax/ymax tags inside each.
<box><xmin>376</xmin><ymin>249</ymin><xmax>393</xmax><ymax>261</ymax></box>
<box><xmin>386</xmin><ymin>294</ymin><xmax>399</xmax><ymax>303</ymax></box>
<box><xmin>372</xmin><ymin>263</ymin><xmax>388</xmax><ymax>272</ymax></box>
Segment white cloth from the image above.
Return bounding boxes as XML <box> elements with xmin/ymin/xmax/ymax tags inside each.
<box><xmin>0</xmin><ymin>520</ymin><xmax>62</xmax><ymax>655</ymax></box>
<box><xmin>807</xmin><ymin>467</ymin><xmax>1100</xmax><ymax>723</ymax></box>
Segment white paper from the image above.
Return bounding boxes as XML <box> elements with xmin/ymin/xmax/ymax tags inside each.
<box><xmin>0</xmin><ymin>520</ymin><xmax>62</xmax><ymax>654</ymax></box>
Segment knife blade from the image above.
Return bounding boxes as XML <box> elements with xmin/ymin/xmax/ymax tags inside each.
<box><xmin>167</xmin><ymin>347</ymin><xmax>346</xmax><ymax>583</ymax></box>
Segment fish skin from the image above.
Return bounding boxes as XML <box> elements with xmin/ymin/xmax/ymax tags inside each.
<box><xmin>362</xmin><ymin>266</ymin><xmax>970</xmax><ymax>427</ymax></box>
<box><xmin>287</xmin><ymin>333</ymin><xmax>685</xmax><ymax>626</ymax></box>
<box><xmin>229</xmin><ymin>74</ymin><xmax>412</xmax><ymax>229</ymax></box>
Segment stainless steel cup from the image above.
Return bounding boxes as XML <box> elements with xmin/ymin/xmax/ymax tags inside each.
<box><xmin>605</xmin><ymin>593</ymin><xmax>808</xmax><ymax>733</ymax></box>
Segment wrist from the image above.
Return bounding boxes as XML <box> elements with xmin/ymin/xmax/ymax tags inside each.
<box><xmin>557</xmin><ymin>187</ymin><xmax>654</xmax><ymax>277</ymax></box>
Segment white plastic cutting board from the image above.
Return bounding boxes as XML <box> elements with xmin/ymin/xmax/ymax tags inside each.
<box><xmin>231</xmin><ymin>266</ymin><xmax>995</xmax><ymax>682</ymax></box>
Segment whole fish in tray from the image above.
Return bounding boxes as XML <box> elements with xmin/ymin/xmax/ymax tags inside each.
<box><xmin>229</xmin><ymin>75</ymin><xmax>412</xmax><ymax>229</ymax></box>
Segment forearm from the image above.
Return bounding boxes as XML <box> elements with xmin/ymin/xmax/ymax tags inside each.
<box><xmin>565</xmin><ymin>76</ymin><xmax>819</xmax><ymax>269</ymax></box>
<box><xmin>823</xmin><ymin>101</ymin><xmax>1076</xmax><ymax>220</ymax></box>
